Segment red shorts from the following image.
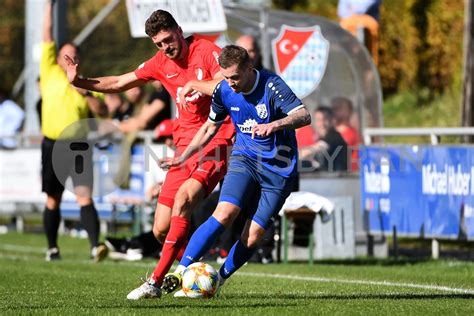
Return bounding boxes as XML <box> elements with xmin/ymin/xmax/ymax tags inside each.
<box><xmin>157</xmin><ymin>141</ymin><xmax>230</xmax><ymax>208</ymax></box>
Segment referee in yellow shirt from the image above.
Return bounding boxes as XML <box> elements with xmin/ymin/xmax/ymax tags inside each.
<box><xmin>40</xmin><ymin>1</ymin><xmax>108</xmax><ymax>261</ymax></box>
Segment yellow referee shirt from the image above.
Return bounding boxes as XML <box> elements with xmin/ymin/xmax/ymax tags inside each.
<box><xmin>40</xmin><ymin>42</ymin><xmax>103</xmax><ymax>140</ymax></box>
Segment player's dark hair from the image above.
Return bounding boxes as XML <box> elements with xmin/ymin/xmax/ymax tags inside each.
<box><xmin>218</xmin><ymin>45</ymin><xmax>251</xmax><ymax>69</ymax></box>
<box><xmin>315</xmin><ymin>105</ymin><xmax>333</xmax><ymax>121</ymax></box>
<box><xmin>57</xmin><ymin>42</ymin><xmax>80</xmax><ymax>56</ymax></box>
<box><xmin>145</xmin><ymin>10</ymin><xmax>179</xmax><ymax>37</ymax></box>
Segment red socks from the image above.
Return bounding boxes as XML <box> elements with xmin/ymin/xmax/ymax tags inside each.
<box><xmin>176</xmin><ymin>240</ymin><xmax>188</xmax><ymax>261</ymax></box>
<box><xmin>151</xmin><ymin>216</ymin><xmax>190</xmax><ymax>284</ymax></box>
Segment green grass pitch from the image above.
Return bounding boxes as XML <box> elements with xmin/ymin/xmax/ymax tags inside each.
<box><xmin>0</xmin><ymin>232</ymin><xmax>473</xmax><ymax>315</ymax></box>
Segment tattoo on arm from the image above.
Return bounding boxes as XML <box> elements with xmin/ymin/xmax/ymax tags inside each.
<box><xmin>273</xmin><ymin>107</ymin><xmax>311</xmax><ymax>131</ymax></box>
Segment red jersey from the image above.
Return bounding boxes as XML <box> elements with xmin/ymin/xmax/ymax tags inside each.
<box><xmin>338</xmin><ymin>125</ymin><xmax>360</xmax><ymax>147</ymax></box>
<box><xmin>295</xmin><ymin>124</ymin><xmax>318</xmax><ymax>148</ymax></box>
<box><xmin>337</xmin><ymin>125</ymin><xmax>360</xmax><ymax>171</ymax></box>
<box><xmin>135</xmin><ymin>37</ymin><xmax>234</xmax><ymax>146</ymax></box>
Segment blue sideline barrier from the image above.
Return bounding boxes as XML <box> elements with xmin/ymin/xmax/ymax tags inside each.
<box><xmin>360</xmin><ymin>145</ymin><xmax>474</xmax><ymax>240</ymax></box>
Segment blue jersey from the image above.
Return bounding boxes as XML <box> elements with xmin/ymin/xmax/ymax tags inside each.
<box><xmin>209</xmin><ymin>70</ymin><xmax>303</xmax><ymax>177</ymax></box>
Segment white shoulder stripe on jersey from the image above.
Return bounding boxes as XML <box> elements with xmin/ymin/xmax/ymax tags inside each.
<box><xmin>208</xmin><ymin>117</ymin><xmax>225</xmax><ymax>125</ymax></box>
<box><xmin>287</xmin><ymin>104</ymin><xmax>306</xmax><ymax>115</ymax></box>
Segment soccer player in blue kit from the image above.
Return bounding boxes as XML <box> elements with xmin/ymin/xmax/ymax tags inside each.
<box><xmin>160</xmin><ymin>45</ymin><xmax>311</xmax><ymax>295</ymax></box>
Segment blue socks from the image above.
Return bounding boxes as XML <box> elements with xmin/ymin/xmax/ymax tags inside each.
<box><xmin>179</xmin><ymin>215</ymin><xmax>257</xmax><ymax>281</ymax></box>
<box><xmin>179</xmin><ymin>216</ymin><xmax>225</xmax><ymax>267</ymax></box>
<box><xmin>219</xmin><ymin>239</ymin><xmax>256</xmax><ymax>279</ymax></box>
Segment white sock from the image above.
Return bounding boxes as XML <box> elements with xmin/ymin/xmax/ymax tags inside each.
<box><xmin>218</xmin><ymin>271</ymin><xmax>226</xmax><ymax>286</ymax></box>
<box><xmin>175</xmin><ymin>264</ymin><xmax>186</xmax><ymax>275</ymax></box>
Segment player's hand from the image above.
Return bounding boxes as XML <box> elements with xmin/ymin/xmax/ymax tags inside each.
<box><xmin>159</xmin><ymin>156</ymin><xmax>184</xmax><ymax>170</ymax></box>
<box><xmin>64</xmin><ymin>54</ymin><xmax>79</xmax><ymax>84</ymax></box>
<box><xmin>251</xmin><ymin>123</ymin><xmax>276</xmax><ymax>139</ymax></box>
<box><xmin>178</xmin><ymin>82</ymin><xmax>197</xmax><ymax>112</ymax></box>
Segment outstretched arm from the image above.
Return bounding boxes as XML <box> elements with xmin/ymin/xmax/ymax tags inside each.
<box><xmin>42</xmin><ymin>1</ymin><xmax>53</xmax><ymax>43</ymax></box>
<box><xmin>252</xmin><ymin>107</ymin><xmax>311</xmax><ymax>138</ymax></box>
<box><xmin>160</xmin><ymin>120</ymin><xmax>221</xmax><ymax>169</ymax></box>
<box><xmin>64</xmin><ymin>55</ymin><xmax>145</xmax><ymax>93</ymax></box>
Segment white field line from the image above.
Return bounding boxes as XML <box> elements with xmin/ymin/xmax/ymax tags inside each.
<box><xmin>239</xmin><ymin>272</ymin><xmax>474</xmax><ymax>295</ymax></box>
<box><xmin>1</xmin><ymin>243</ymin><xmax>473</xmax><ymax>295</ymax></box>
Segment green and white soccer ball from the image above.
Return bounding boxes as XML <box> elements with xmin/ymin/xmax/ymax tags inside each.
<box><xmin>181</xmin><ymin>262</ymin><xmax>219</xmax><ymax>298</ymax></box>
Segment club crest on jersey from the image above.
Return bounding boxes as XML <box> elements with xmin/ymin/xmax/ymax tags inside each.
<box><xmin>272</xmin><ymin>25</ymin><xmax>329</xmax><ymax>99</ymax></box>
<box><xmin>255</xmin><ymin>103</ymin><xmax>268</xmax><ymax>119</ymax></box>
<box><xmin>237</xmin><ymin>119</ymin><xmax>258</xmax><ymax>134</ymax></box>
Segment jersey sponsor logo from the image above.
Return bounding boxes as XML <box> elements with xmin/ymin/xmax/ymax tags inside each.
<box><xmin>230</xmin><ymin>106</ymin><xmax>240</xmax><ymax>112</ymax></box>
<box><xmin>255</xmin><ymin>103</ymin><xmax>268</xmax><ymax>119</ymax></box>
<box><xmin>237</xmin><ymin>118</ymin><xmax>258</xmax><ymax>134</ymax></box>
<box><xmin>272</xmin><ymin>25</ymin><xmax>329</xmax><ymax>99</ymax></box>
<box><xmin>166</xmin><ymin>73</ymin><xmax>179</xmax><ymax>78</ymax></box>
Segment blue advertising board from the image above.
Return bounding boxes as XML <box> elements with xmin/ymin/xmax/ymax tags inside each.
<box><xmin>360</xmin><ymin>146</ymin><xmax>474</xmax><ymax>240</ymax></box>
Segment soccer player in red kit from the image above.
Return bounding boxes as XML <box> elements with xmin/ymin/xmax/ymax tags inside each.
<box><xmin>65</xmin><ymin>10</ymin><xmax>233</xmax><ymax>299</ymax></box>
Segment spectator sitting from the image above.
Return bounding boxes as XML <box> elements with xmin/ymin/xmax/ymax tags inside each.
<box><xmin>331</xmin><ymin>97</ymin><xmax>360</xmax><ymax>171</ymax></box>
<box><xmin>119</xmin><ymin>81</ymin><xmax>171</xmax><ymax>133</ymax></box>
<box><xmin>299</xmin><ymin>106</ymin><xmax>348</xmax><ymax>172</ymax></box>
<box><xmin>0</xmin><ymin>88</ymin><xmax>24</xmax><ymax>149</ymax></box>
<box><xmin>105</xmin><ymin>93</ymin><xmax>132</xmax><ymax>122</ymax></box>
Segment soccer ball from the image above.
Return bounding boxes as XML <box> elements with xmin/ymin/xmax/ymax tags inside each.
<box><xmin>181</xmin><ymin>262</ymin><xmax>219</xmax><ymax>298</ymax></box>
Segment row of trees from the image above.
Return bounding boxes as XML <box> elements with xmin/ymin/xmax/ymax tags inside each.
<box><xmin>0</xmin><ymin>0</ymin><xmax>465</xmax><ymax>101</ymax></box>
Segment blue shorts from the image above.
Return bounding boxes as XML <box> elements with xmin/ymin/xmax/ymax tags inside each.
<box><xmin>219</xmin><ymin>156</ymin><xmax>296</xmax><ymax>229</ymax></box>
